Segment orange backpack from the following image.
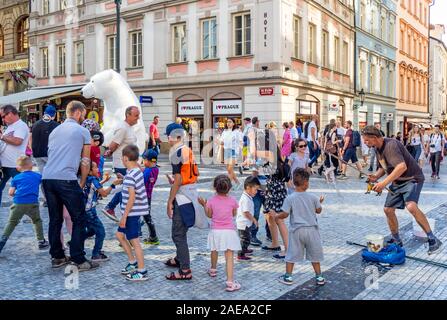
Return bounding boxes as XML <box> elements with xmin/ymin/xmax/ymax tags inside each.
<box><xmin>180</xmin><ymin>146</ymin><xmax>199</xmax><ymax>185</ymax></box>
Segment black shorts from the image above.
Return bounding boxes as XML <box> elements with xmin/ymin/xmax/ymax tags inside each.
<box><xmin>384</xmin><ymin>180</ymin><xmax>424</xmax><ymax>210</ymax></box>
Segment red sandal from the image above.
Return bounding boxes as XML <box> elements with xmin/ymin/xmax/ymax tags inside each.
<box><xmin>166</xmin><ymin>269</ymin><xmax>192</xmax><ymax>281</ymax></box>
<box><xmin>164</xmin><ymin>257</ymin><xmax>180</xmax><ymax>268</ymax></box>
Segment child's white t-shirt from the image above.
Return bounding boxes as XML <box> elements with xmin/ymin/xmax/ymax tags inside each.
<box><xmin>236</xmin><ymin>192</ymin><xmax>254</xmax><ymax>230</ymax></box>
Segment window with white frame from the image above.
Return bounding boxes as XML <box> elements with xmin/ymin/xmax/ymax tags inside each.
<box><xmin>308</xmin><ymin>23</ymin><xmax>316</xmax><ymax>64</ymax></box>
<box><xmin>380</xmin><ymin>62</ymin><xmax>386</xmax><ymax>95</ymax></box>
<box><xmin>201</xmin><ymin>18</ymin><xmax>217</xmax><ymax>59</ymax></box>
<box><xmin>59</xmin><ymin>0</ymin><xmax>67</xmax><ymax>10</ymax></box>
<box><xmin>389</xmin><ymin>64</ymin><xmax>395</xmax><ymax>97</ymax></box>
<box><xmin>370</xmin><ymin>59</ymin><xmax>376</xmax><ymax>93</ymax></box>
<box><xmin>370</xmin><ymin>7</ymin><xmax>375</xmax><ymax>34</ymax></box>
<box><xmin>172</xmin><ymin>23</ymin><xmax>187</xmax><ymax>63</ymax></box>
<box><xmin>360</xmin><ymin>2</ymin><xmax>366</xmax><ymax>29</ymax></box>
<box><xmin>42</xmin><ymin>0</ymin><xmax>49</xmax><ymax>14</ymax></box>
<box><xmin>322</xmin><ymin>30</ymin><xmax>329</xmax><ymax>68</ymax></box>
<box><xmin>334</xmin><ymin>36</ymin><xmax>340</xmax><ymax>71</ymax></box>
<box><xmin>40</xmin><ymin>47</ymin><xmax>48</xmax><ymax>77</ymax></box>
<box><xmin>107</xmin><ymin>35</ymin><xmax>117</xmax><ymax>70</ymax></box>
<box><xmin>233</xmin><ymin>13</ymin><xmax>251</xmax><ymax>56</ymax></box>
<box><xmin>381</xmin><ymin>15</ymin><xmax>386</xmax><ymax>41</ymax></box>
<box><xmin>359</xmin><ymin>58</ymin><xmax>366</xmax><ymax>90</ymax></box>
<box><xmin>293</xmin><ymin>16</ymin><xmax>301</xmax><ymax>59</ymax></box>
<box><xmin>389</xmin><ymin>18</ymin><xmax>395</xmax><ymax>46</ymax></box>
<box><xmin>74</xmin><ymin>42</ymin><xmax>84</xmax><ymax>74</ymax></box>
<box><xmin>130</xmin><ymin>31</ymin><xmax>143</xmax><ymax>67</ymax></box>
<box><xmin>343</xmin><ymin>41</ymin><xmax>349</xmax><ymax>74</ymax></box>
<box><xmin>56</xmin><ymin>44</ymin><xmax>66</xmax><ymax>76</ymax></box>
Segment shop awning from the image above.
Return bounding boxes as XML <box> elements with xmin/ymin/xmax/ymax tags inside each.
<box><xmin>0</xmin><ymin>84</ymin><xmax>84</xmax><ymax>106</ymax></box>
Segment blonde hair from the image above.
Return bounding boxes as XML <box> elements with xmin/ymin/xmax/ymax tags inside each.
<box><xmin>175</xmin><ymin>117</ymin><xmax>183</xmax><ymax>124</ymax></box>
<box><xmin>268</xmin><ymin>121</ymin><xmax>277</xmax><ymax>129</ymax></box>
<box><xmin>66</xmin><ymin>100</ymin><xmax>86</xmax><ymax>116</ymax></box>
<box><xmin>16</xmin><ymin>155</ymin><xmax>33</xmax><ymax>168</ymax></box>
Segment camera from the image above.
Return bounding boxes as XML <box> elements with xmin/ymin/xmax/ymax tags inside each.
<box><xmin>430</xmin><ymin>144</ymin><xmax>435</xmax><ymax>148</ymax></box>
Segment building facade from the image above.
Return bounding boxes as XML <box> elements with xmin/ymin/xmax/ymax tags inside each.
<box><xmin>0</xmin><ymin>0</ymin><xmax>29</xmax><ymax>97</ymax></box>
<box><xmin>28</xmin><ymin>0</ymin><xmax>355</xmax><ymax>143</ymax></box>
<box><xmin>429</xmin><ymin>24</ymin><xmax>447</xmax><ymax>126</ymax></box>
<box><xmin>396</xmin><ymin>0</ymin><xmax>431</xmax><ymax>134</ymax></box>
<box><xmin>354</xmin><ymin>0</ymin><xmax>397</xmax><ymax>136</ymax></box>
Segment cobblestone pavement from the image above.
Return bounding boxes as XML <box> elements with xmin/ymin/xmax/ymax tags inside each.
<box><xmin>0</xmin><ymin>159</ymin><xmax>446</xmax><ymax>300</ymax></box>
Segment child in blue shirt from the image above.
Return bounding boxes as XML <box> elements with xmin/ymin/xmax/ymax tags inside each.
<box><xmin>83</xmin><ymin>161</ymin><xmax>122</xmax><ymax>262</ymax></box>
<box><xmin>139</xmin><ymin>149</ymin><xmax>159</xmax><ymax>245</ymax></box>
<box><xmin>0</xmin><ymin>156</ymin><xmax>49</xmax><ymax>254</ymax></box>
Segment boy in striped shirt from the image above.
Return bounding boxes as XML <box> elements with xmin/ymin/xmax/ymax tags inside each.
<box><xmin>116</xmin><ymin>145</ymin><xmax>149</xmax><ymax>281</ymax></box>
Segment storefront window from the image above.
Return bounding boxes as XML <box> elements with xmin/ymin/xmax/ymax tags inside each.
<box><xmin>359</xmin><ymin>111</ymin><xmax>368</xmax><ymax>130</ymax></box>
<box><xmin>296</xmin><ymin>100</ymin><xmax>318</xmax><ymax>127</ymax></box>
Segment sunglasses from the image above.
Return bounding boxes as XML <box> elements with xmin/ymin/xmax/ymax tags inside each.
<box><xmin>298</xmin><ymin>145</ymin><xmax>307</xmax><ymax>148</ymax></box>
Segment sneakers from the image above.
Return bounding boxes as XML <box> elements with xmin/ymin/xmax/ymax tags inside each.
<box><xmin>242</xmin><ymin>249</ymin><xmax>254</xmax><ymax>256</ymax></box>
<box><xmin>262</xmin><ymin>245</ymin><xmax>281</xmax><ymax>251</ymax></box>
<box><xmin>91</xmin><ymin>252</ymin><xmax>109</xmax><ymax>262</ymax></box>
<box><xmin>0</xmin><ymin>236</ymin><xmax>8</xmax><ymax>254</ymax></box>
<box><xmin>74</xmin><ymin>260</ymin><xmax>100</xmax><ymax>272</ymax></box>
<box><xmin>250</xmin><ymin>237</ymin><xmax>262</xmax><ymax>246</ymax></box>
<box><xmin>121</xmin><ymin>261</ymin><xmax>138</xmax><ymax>275</ymax></box>
<box><xmin>238</xmin><ymin>166</ymin><xmax>243</xmax><ymax>175</ymax></box>
<box><xmin>143</xmin><ymin>237</ymin><xmax>160</xmax><ymax>245</ymax></box>
<box><xmin>38</xmin><ymin>239</ymin><xmax>49</xmax><ymax>250</ymax></box>
<box><xmin>51</xmin><ymin>256</ymin><xmax>71</xmax><ymax>268</ymax></box>
<box><xmin>278</xmin><ymin>274</ymin><xmax>293</xmax><ymax>285</ymax></box>
<box><xmin>316</xmin><ymin>275</ymin><xmax>326</xmax><ymax>286</ymax></box>
<box><xmin>102</xmin><ymin>208</ymin><xmax>119</xmax><ymax>222</ymax></box>
<box><xmin>273</xmin><ymin>254</ymin><xmax>286</xmax><ymax>260</ymax></box>
<box><xmin>338</xmin><ymin>174</ymin><xmax>348</xmax><ymax>180</ymax></box>
<box><xmin>126</xmin><ymin>270</ymin><xmax>149</xmax><ymax>281</ymax></box>
<box><xmin>428</xmin><ymin>237</ymin><xmax>443</xmax><ymax>255</ymax></box>
<box><xmin>237</xmin><ymin>255</ymin><xmax>252</xmax><ymax>261</ymax></box>
<box><xmin>359</xmin><ymin>173</ymin><xmax>365</xmax><ymax>179</ymax></box>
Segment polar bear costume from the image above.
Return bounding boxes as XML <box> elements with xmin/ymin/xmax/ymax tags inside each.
<box><xmin>81</xmin><ymin>69</ymin><xmax>148</xmax><ymax>154</ymax></box>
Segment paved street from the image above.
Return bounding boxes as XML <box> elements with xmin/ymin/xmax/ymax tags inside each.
<box><xmin>0</xmin><ymin>159</ymin><xmax>447</xmax><ymax>300</ymax></box>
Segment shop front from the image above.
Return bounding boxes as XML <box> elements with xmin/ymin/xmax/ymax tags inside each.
<box><xmin>212</xmin><ymin>99</ymin><xmax>243</xmax><ymax>131</ymax></box>
<box><xmin>358</xmin><ymin>111</ymin><xmax>368</xmax><ymax>131</ymax></box>
<box><xmin>177</xmin><ymin>100</ymin><xmax>205</xmax><ymax>153</ymax></box>
<box><xmin>296</xmin><ymin>99</ymin><xmax>319</xmax><ymax>128</ymax></box>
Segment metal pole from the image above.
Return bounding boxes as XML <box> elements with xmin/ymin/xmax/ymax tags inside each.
<box><xmin>115</xmin><ymin>0</ymin><xmax>121</xmax><ymax>73</ymax></box>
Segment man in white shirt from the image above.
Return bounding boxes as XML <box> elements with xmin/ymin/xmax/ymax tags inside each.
<box><xmin>289</xmin><ymin>121</ymin><xmax>299</xmax><ymax>141</ymax></box>
<box><xmin>102</xmin><ymin>106</ymin><xmax>139</xmax><ymax>221</ymax></box>
<box><xmin>0</xmin><ymin>105</ymin><xmax>30</xmax><ymax>205</ymax></box>
<box><xmin>305</xmin><ymin>114</ymin><xmax>320</xmax><ymax>167</ymax></box>
<box><xmin>427</xmin><ymin>125</ymin><xmax>445</xmax><ymax>179</ymax></box>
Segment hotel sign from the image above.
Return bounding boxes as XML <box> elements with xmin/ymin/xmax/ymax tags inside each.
<box><xmin>0</xmin><ymin>59</ymin><xmax>29</xmax><ymax>73</ymax></box>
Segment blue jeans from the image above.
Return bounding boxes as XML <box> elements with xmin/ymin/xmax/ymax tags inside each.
<box><xmin>42</xmin><ymin>179</ymin><xmax>87</xmax><ymax>264</ymax></box>
<box><xmin>0</xmin><ymin>167</ymin><xmax>20</xmax><ymax>204</ymax></box>
<box><xmin>106</xmin><ymin>168</ymin><xmax>127</xmax><ymax>210</ymax></box>
<box><xmin>250</xmin><ymin>190</ymin><xmax>265</xmax><ymax>239</ymax></box>
<box><xmin>84</xmin><ymin>208</ymin><xmax>105</xmax><ymax>257</ymax></box>
<box><xmin>308</xmin><ymin>141</ymin><xmax>320</xmax><ymax>167</ymax></box>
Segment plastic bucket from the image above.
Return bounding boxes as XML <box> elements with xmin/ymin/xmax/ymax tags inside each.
<box><xmin>365</xmin><ymin>234</ymin><xmax>384</xmax><ymax>253</ymax></box>
<box><xmin>413</xmin><ymin>218</ymin><xmax>436</xmax><ymax>238</ymax></box>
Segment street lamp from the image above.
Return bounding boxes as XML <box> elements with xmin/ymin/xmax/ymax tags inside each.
<box><xmin>115</xmin><ymin>0</ymin><xmax>122</xmax><ymax>73</ymax></box>
<box><xmin>359</xmin><ymin>88</ymin><xmax>366</xmax><ymax>106</ymax></box>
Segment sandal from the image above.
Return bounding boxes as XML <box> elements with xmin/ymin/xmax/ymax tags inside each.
<box><xmin>225</xmin><ymin>280</ymin><xmax>241</xmax><ymax>292</ymax></box>
<box><xmin>207</xmin><ymin>268</ymin><xmax>217</xmax><ymax>277</ymax></box>
<box><xmin>164</xmin><ymin>257</ymin><xmax>180</xmax><ymax>268</ymax></box>
<box><xmin>165</xmin><ymin>269</ymin><xmax>192</xmax><ymax>281</ymax></box>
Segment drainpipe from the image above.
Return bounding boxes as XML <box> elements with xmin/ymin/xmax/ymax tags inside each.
<box><xmin>353</xmin><ymin>0</ymin><xmax>357</xmax><ymax>96</ymax></box>
<box><xmin>428</xmin><ymin>0</ymin><xmax>435</xmax><ymax>119</ymax></box>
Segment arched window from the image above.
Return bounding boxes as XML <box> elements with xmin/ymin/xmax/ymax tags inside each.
<box><xmin>16</xmin><ymin>16</ymin><xmax>29</xmax><ymax>54</ymax></box>
<box><xmin>0</xmin><ymin>25</ymin><xmax>4</xmax><ymax>57</ymax></box>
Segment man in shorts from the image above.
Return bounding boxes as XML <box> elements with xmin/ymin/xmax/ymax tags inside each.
<box><xmin>362</xmin><ymin>125</ymin><xmax>442</xmax><ymax>255</ymax></box>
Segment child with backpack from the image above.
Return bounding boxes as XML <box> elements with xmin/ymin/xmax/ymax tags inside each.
<box><xmin>139</xmin><ymin>149</ymin><xmax>160</xmax><ymax>245</ymax></box>
<box><xmin>198</xmin><ymin>175</ymin><xmax>242</xmax><ymax>292</ymax></box>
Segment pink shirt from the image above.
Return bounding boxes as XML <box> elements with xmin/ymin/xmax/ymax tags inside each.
<box><xmin>281</xmin><ymin>128</ymin><xmax>292</xmax><ymax>158</ymax></box>
<box><xmin>206</xmin><ymin>195</ymin><xmax>239</xmax><ymax>230</ymax></box>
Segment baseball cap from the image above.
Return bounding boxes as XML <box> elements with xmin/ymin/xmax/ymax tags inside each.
<box><xmin>44</xmin><ymin>105</ymin><xmax>56</xmax><ymax>117</ymax></box>
<box><xmin>90</xmin><ymin>130</ymin><xmax>104</xmax><ymax>146</ymax></box>
<box><xmin>165</xmin><ymin>122</ymin><xmax>184</xmax><ymax>137</ymax></box>
<box><xmin>142</xmin><ymin>149</ymin><xmax>158</xmax><ymax>162</ymax></box>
